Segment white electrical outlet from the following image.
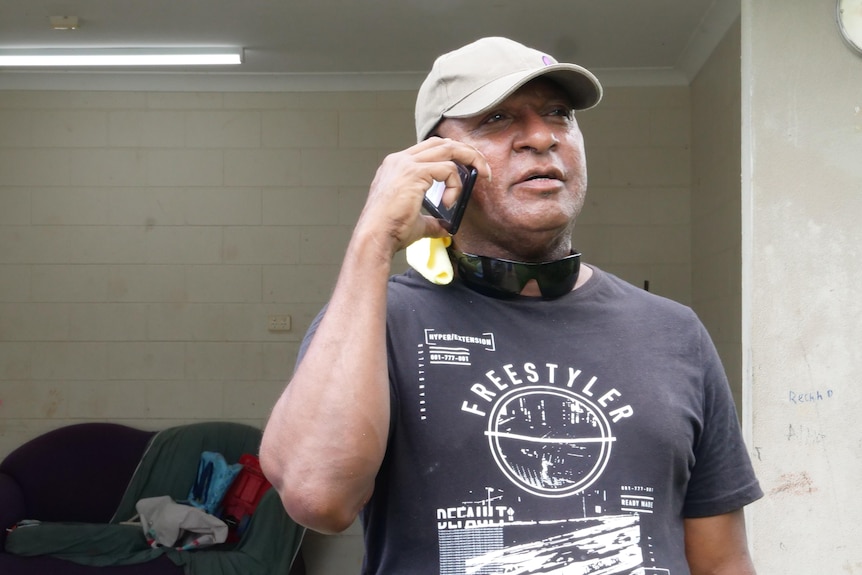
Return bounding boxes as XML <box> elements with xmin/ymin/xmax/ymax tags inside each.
<box><xmin>267</xmin><ymin>314</ymin><xmax>291</xmax><ymax>332</ymax></box>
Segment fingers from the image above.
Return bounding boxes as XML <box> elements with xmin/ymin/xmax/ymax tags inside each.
<box><xmin>406</xmin><ymin>138</ymin><xmax>489</xmax><ymax>216</ymax></box>
<box><xmin>357</xmin><ymin>138</ymin><xmax>488</xmax><ymax>253</ymax></box>
<box><xmin>410</xmin><ymin>137</ymin><xmax>491</xmax><ymax>183</ymax></box>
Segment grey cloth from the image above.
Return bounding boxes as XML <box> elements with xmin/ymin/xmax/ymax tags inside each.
<box><xmin>136</xmin><ymin>496</ymin><xmax>227</xmax><ymax>550</ymax></box>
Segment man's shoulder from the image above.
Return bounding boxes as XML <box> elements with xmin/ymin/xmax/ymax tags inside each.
<box><xmin>585</xmin><ymin>265</ymin><xmax>699</xmax><ymax>320</ymax></box>
<box><xmin>387</xmin><ymin>268</ymin><xmax>436</xmax><ymax>299</ymax></box>
<box><xmin>385</xmin><ymin>268</ymin><xmax>456</xmax><ymax>309</ymax></box>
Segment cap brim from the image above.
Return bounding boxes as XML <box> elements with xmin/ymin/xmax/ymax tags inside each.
<box><xmin>443</xmin><ymin>63</ymin><xmax>602</xmax><ymax>120</ymax></box>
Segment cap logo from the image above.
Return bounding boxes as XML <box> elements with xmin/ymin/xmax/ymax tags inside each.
<box><xmin>542</xmin><ymin>55</ymin><xmax>554</xmax><ymax>66</ymax></box>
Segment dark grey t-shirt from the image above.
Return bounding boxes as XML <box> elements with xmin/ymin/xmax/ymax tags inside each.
<box><xmin>302</xmin><ymin>266</ymin><xmax>762</xmax><ymax>575</ymax></box>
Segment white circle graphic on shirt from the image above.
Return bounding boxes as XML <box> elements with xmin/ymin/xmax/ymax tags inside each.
<box><xmin>486</xmin><ymin>386</ymin><xmax>615</xmax><ymax>498</ymax></box>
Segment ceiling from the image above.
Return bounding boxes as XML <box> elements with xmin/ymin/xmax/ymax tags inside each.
<box><xmin>0</xmin><ymin>0</ymin><xmax>740</xmax><ymax>90</ymax></box>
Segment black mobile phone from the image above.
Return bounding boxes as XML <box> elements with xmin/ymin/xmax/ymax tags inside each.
<box><xmin>421</xmin><ymin>164</ymin><xmax>477</xmax><ymax>235</ymax></box>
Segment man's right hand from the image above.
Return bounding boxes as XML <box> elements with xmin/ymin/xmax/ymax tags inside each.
<box><xmin>356</xmin><ymin>137</ymin><xmax>490</xmax><ymax>258</ymax></box>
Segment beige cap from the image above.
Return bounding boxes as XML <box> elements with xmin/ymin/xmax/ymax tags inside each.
<box><xmin>415</xmin><ymin>36</ymin><xmax>603</xmax><ymax>142</ymax></box>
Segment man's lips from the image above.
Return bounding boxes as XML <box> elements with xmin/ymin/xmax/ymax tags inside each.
<box><xmin>516</xmin><ymin>166</ymin><xmax>565</xmax><ymax>184</ymax></box>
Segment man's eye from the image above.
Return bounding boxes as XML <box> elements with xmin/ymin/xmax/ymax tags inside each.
<box><xmin>549</xmin><ymin>105</ymin><xmax>573</xmax><ymax>117</ymax></box>
<box><xmin>485</xmin><ymin>112</ymin><xmax>507</xmax><ymax>124</ymax></box>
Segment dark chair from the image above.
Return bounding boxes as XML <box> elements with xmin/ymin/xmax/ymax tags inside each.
<box><xmin>0</xmin><ymin>422</ymin><xmax>305</xmax><ymax>575</ymax></box>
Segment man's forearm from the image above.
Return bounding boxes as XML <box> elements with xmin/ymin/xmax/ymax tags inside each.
<box><xmin>260</xmin><ymin>228</ymin><xmax>395</xmax><ymax>533</ymax></box>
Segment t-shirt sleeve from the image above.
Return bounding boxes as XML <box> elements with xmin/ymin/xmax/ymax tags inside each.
<box><xmin>683</xmin><ymin>324</ymin><xmax>763</xmax><ymax>517</ymax></box>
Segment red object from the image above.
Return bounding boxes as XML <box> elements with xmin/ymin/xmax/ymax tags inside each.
<box><xmin>221</xmin><ymin>454</ymin><xmax>272</xmax><ymax>537</ymax></box>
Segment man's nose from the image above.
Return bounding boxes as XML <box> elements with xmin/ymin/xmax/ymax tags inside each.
<box><xmin>513</xmin><ymin>113</ymin><xmax>559</xmax><ymax>154</ymax></box>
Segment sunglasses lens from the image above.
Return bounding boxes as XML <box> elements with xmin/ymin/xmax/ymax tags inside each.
<box><xmin>535</xmin><ymin>255</ymin><xmax>580</xmax><ymax>298</ymax></box>
<box><xmin>456</xmin><ymin>255</ymin><xmax>524</xmax><ymax>296</ymax></box>
<box><xmin>452</xmin><ymin>250</ymin><xmax>580</xmax><ymax>299</ymax></box>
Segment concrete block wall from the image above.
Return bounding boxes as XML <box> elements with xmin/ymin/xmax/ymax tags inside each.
<box><xmin>691</xmin><ymin>20</ymin><xmax>743</xmax><ymax>405</ymax></box>
<box><xmin>576</xmin><ymin>86</ymin><xmax>692</xmax><ymax>305</ymax></box>
<box><xmin>0</xmin><ymin>89</ymin><xmax>415</xmax><ymax>455</ymax></box>
<box><xmin>0</xmin><ymin>84</ymin><xmax>691</xmax><ymax>574</ymax></box>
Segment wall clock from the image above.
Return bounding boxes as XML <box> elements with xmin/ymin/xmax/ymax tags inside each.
<box><xmin>838</xmin><ymin>0</ymin><xmax>862</xmax><ymax>54</ymax></box>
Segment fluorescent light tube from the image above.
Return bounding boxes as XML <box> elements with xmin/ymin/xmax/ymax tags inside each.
<box><xmin>49</xmin><ymin>16</ymin><xmax>79</xmax><ymax>30</ymax></box>
<box><xmin>0</xmin><ymin>48</ymin><xmax>243</xmax><ymax>67</ymax></box>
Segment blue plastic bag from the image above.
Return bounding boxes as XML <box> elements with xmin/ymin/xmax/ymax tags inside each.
<box><xmin>187</xmin><ymin>451</ymin><xmax>242</xmax><ymax>516</ymax></box>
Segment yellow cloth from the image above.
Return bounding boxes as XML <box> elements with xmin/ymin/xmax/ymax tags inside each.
<box><xmin>406</xmin><ymin>236</ymin><xmax>453</xmax><ymax>285</ymax></box>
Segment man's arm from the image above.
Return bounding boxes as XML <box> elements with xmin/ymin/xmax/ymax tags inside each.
<box><xmin>684</xmin><ymin>509</ymin><xmax>756</xmax><ymax>575</ymax></box>
<box><xmin>259</xmin><ymin>138</ymin><xmax>489</xmax><ymax>534</ymax></box>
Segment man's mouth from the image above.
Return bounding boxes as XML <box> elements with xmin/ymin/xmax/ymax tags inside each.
<box><xmin>520</xmin><ymin>167</ymin><xmax>564</xmax><ymax>183</ymax></box>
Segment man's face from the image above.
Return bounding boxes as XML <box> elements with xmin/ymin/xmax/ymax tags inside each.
<box><xmin>436</xmin><ymin>78</ymin><xmax>588</xmax><ymax>261</ymax></box>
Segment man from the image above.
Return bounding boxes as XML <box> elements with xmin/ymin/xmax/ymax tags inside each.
<box><xmin>261</xmin><ymin>37</ymin><xmax>762</xmax><ymax>575</ymax></box>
